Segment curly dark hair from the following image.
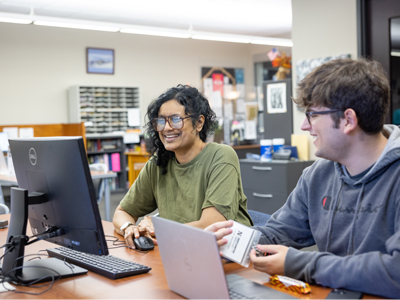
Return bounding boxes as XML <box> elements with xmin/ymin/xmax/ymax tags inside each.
<box><xmin>144</xmin><ymin>84</ymin><xmax>218</xmax><ymax>174</ymax></box>
<box><xmin>293</xmin><ymin>58</ymin><xmax>389</xmax><ymax>134</ymax></box>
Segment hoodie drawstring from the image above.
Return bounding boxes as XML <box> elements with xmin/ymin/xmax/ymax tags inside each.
<box><xmin>347</xmin><ymin>183</ymin><xmax>365</xmax><ymax>255</ymax></box>
<box><xmin>325</xmin><ymin>181</ymin><xmax>344</xmax><ymax>252</ymax></box>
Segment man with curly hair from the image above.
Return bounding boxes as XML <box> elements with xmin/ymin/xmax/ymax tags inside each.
<box><xmin>113</xmin><ymin>85</ymin><xmax>253</xmax><ymax>249</ymax></box>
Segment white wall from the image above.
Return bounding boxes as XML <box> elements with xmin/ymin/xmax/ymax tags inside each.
<box><xmin>291</xmin><ymin>0</ymin><xmax>358</xmax><ymax>160</ymax></box>
<box><xmin>0</xmin><ymin>23</ymin><xmax>277</xmax><ymax>127</ymax></box>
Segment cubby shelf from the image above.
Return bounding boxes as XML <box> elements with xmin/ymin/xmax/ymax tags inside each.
<box><xmin>68</xmin><ymin>85</ymin><xmax>140</xmax><ymax>135</ymax></box>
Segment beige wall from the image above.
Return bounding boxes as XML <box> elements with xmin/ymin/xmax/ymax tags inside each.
<box><xmin>291</xmin><ymin>0</ymin><xmax>358</xmax><ymax>160</ymax></box>
<box><xmin>0</xmin><ymin>23</ymin><xmax>279</xmax><ymax>127</ymax></box>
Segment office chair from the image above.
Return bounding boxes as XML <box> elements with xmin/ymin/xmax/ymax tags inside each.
<box><xmin>248</xmin><ymin>209</ymin><xmax>271</xmax><ymax>227</ymax></box>
<box><xmin>89</xmin><ymin>163</ymin><xmax>108</xmax><ymax>204</ymax></box>
<box><xmin>0</xmin><ymin>203</ymin><xmax>10</xmax><ymax>214</ymax></box>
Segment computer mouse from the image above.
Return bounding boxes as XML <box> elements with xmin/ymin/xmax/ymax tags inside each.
<box><xmin>133</xmin><ymin>236</ymin><xmax>154</xmax><ymax>251</ymax></box>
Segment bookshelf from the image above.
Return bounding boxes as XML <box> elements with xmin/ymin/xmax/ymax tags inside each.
<box><xmin>68</xmin><ymin>86</ymin><xmax>140</xmax><ymax>134</ymax></box>
<box><xmin>86</xmin><ymin>134</ymin><xmax>127</xmax><ymax>192</ymax></box>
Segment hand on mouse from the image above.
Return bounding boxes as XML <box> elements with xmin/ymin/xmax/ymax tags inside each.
<box><xmin>137</xmin><ymin>216</ymin><xmax>157</xmax><ymax>244</ymax></box>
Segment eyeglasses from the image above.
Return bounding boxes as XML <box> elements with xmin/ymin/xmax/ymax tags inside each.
<box><xmin>152</xmin><ymin>115</ymin><xmax>192</xmax><ymax>132</ymax></box>
<box><xmin>305</xmin><ymin>109</ymin><xmax>343</xmax><ymax>125</ymax></box>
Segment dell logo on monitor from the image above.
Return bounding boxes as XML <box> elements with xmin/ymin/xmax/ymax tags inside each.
<box><xmin>29</xmin><ymin>148</ymin><xmax>37</xmax><ymax>165</ymax></box>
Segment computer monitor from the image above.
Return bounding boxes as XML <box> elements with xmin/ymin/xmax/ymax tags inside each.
<box><xmin>2</xmin><ymin>137</ymin><xmax>108</xmax><ymax>284</ymax></box>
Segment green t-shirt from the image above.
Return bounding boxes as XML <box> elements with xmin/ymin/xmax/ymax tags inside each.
<box><xmin>120</xmin><ymin>142</ymin><xmax>253</xmax><ymax>226</ymax></box>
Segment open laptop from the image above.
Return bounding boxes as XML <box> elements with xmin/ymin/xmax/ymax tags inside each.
<box><xmin>152</xmin><ymin>217</ymin><xmax>295</xmax><ymax>299</ymax></box>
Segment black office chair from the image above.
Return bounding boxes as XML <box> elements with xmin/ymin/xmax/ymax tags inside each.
<box><xmin>248</xmin><ymin>209</ymin><xmax>271</xmax><ymax>227</ymax></box>
<box><xmin>89</xmin><ymin>163</ymin><xmax>108</xmax><ymax>204</ymax></box>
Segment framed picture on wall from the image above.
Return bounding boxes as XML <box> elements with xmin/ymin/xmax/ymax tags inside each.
<box><xmin>86</xmin><ymin>48</ymin><xmax>114</xmax><ymax>74</ymax></box>
<box><xmin>266</xmin><ymin>82</ymin><xmax>287</xmax><ymax>114</ymax></box>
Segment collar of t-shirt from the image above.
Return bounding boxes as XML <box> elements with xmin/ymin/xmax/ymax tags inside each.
<box><xmin>341</xmin><ymin>163</ymin><xmax>374</xmax><ymax>181</ymax></box>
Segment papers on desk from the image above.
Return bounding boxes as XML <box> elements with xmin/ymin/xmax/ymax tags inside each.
<box><xmin>0</xmin><ymin>132</ymin><xmax>9</xmax><ymax>152</ymax></box>
<box><xmin>2</xmin><ymin>127</ymin><xmax>18</xmax><ymax>139</ymax></box>
<box><xmin>19</xmin><ymin>127</ymin><xmax>34</xmax><ymax>138</ymax></box>
<box><xmin>0</xmin><ymin>152</ymin><xmax>8</xmax><ymax>174</ymax></box>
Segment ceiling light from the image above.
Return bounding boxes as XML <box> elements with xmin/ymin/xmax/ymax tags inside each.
<box><xmin>120</xmin><ymin>27</ymin><xmax>190</xmax><ymax>38</ymax></box>
<box><xmin>34</xmin><ymin>20</ymin><xmax>119</xmax><ymax>32</ymax></box>
<box><xmin>251</xmin><ymin>39</ymin><xmax>293</xmax><ymax>47</ymax></box>
<box><xmin>0</xmin><ymin>13</ymin><xmax>32</xmax><ymax>24</ymax></box>
<box><xmin>191</xmin><ymin>34</ymin><xmax>251</xmax><ymax>44</ymax></box>
<box><xmin>0</xmin><ymin>16</ymin><xmax>32</xmax><ymax>24</ymax></box>
<box><xmin>0</xmin><ymin>12</ymin><xmax>293</xmax><ymax>46</ymax></box>
<box><xmin>391</xmin><ymin>51</ymin><xmax>400</xmax><ymax>57</ymax></box>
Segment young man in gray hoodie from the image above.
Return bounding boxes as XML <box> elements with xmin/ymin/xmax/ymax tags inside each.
<box><xmin>207</xmin><ymin>58</ymin><xmax>400</xmax><ymax>298</ymax></box>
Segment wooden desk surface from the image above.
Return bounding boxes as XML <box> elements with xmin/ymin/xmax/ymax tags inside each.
<box><xmin>0</xmin><ymin>215</ymin><xmax>381</xmax><ymax>299</ymax></box>
<box><xmin>0</xmin><ymin>170</ymin><xmax>115</xmax><ymax>185</ymax></box>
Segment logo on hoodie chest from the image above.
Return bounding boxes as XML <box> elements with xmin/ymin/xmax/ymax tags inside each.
<box><xmin>321</xmin><ymin>196</ymin><xmax>383</xmax><ymax>213</ymax></box>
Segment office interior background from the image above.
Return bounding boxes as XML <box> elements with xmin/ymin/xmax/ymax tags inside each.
<box><xmin>14</xmin><ymin>0</ymin><xmax>400</xmax><ymax>219</ymax></box>
<box><xmin>0</xmin><ymin>0</ymin><xmax>359</xmax><ymax>160</ymax></box>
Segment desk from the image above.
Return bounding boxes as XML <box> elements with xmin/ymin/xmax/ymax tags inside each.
<box><xmin>0</xmin><ymin>171</ymin><xmax>116</xmax><ymax>222</ymax></box>
<box><xmin>0</xmin><ymin>215</ymin><xmax>381</xmax><ymax>299</ymax></box>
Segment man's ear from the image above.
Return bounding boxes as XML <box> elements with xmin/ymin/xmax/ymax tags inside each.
<box><xmin>196</xmin><ymin>115</ymin><xmax>205</xmax><ymax>132</ymax></box>
<box><xmin>343</xmin><ymin>109</ymin><xmax>358</xmax><ymax>134</ymax></box>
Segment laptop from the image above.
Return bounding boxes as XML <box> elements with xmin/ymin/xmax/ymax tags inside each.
<box><xmin>152</xmin><ymin>217</ymin><xmax>295</xmax><ymax>299</ymax></box>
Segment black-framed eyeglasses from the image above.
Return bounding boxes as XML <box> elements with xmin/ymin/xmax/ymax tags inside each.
<box><xmin>152</xmin><ymin>116</ymin><xmax>193</xmax><ymax>132</ymax></box>
<box><xmin>305</xmin><ymin>109</ymin><xmax>343</xmax><ymax>125</ymax></box>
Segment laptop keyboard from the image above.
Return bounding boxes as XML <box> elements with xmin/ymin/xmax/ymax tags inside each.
<box><xmin>229</xmin><ymin>288</ymin><xmax>255</xmax><ymax>299</ymax></box>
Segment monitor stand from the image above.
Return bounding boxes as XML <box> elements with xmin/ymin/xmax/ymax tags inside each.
<box><xmin>1</xmin><ymin>188</ymin><xmax>87</xmax><ymax>284</ymax></box>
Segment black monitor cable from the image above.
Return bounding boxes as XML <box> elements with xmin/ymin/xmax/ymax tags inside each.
<box><xmin>105</xmin><ymin>235</ymin><xmax>150</xmax><ymax>254</ymax></box>
<box><xmin>0</xmin><ymin>240</ymin><xmax>72</xmax><ymax>295</ymax></box>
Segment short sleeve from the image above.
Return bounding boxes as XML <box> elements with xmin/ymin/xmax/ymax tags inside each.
<box><xmin>119</xmin><ymin>159</ymin><xmax>158</xmax><ymax>218</ymax></box>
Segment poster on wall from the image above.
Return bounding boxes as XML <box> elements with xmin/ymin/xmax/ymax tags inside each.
<box><xmin>201</xmin><ymin>67</ymin><xmax>251</xmax><ymax>144</ymax></box>
<box><xmin>201</xmin><ymin>67</ymin><xmax>245</xmax><ymax>118</ymax></box>
<box><xmin>266</xmin><ymin>82</ymin><xmax>287</xmax><ymax>114</ymax></box>
<box><xmin>296</xmin><ymin>54</ymin><xmax>350</xmax><ymax>83</ymax></box>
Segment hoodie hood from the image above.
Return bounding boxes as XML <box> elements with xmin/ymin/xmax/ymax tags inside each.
<box><xmin>334</xmin><ymin>124</ymin><xmax>400</xmax><ymax>185</ymax></box>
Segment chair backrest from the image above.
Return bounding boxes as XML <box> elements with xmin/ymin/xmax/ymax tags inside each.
<box><xmin>0</xmin><ymin>203</ymin><xmax>10</xmax><ymax>214</ymax></box>
<box><xmin>248</xmin><ymin>209</ymin><xmax>271</xmax><ymax>227</ymax></box>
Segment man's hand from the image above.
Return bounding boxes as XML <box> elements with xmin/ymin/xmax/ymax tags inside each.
<box><xmin>204</xmin><ymin>220</ymin><xmax>234</xmax><ymax>247</ymax></box>
<box><xmin>249</xmin><ymin>244</ymin><xmax>289</xmax><ymax>276</ymax></box>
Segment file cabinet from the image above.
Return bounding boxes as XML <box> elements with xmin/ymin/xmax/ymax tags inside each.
<box><xmin>240</xmin><ymin>159</ymin><xmax>314</xmax><ymax>214</ymax></box>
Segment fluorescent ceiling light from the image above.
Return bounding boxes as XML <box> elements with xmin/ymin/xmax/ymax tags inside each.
<box><xmin>251</xmin><ymin>39</ymin><xmax>293</xmax><ymax>47</ymax></box>
<box><xmin>192</xmin><ymin>34</ymin><xmax>251</xmax><ymax>44</ymax></box>
<box><xmin>0</xmin><ymin>16</ymin><xmax>32</xmax><ymax>24</ymax></box>
<box><xmin>391</xmin><ymin>51</ymin><xmax>400</xmax><ymax>57</ymax></box>
<box><xmin>0</xmin><ymin>12</ymin><xmax>292</xmax><ymax>46</ymax></box>
<box><xmin>34</xmin><ymin>20</ymin><xmax>119</xmax><ymax>32</ymax></box>
<box><xmin>120</xmin><ymin>27</ymin><xmax>190</xmax><ymax>38</ymax></box>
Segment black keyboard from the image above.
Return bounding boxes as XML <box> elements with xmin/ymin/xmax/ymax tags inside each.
<box><xmin>47</xmin><ymin>247</ymin><xmax>151</xmax><ymax>279</ymax></box>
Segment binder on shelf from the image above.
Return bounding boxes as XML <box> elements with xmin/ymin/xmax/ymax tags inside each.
<box><xmin>108</xmin><ymin>153</ymin><xmax>112</xmax><ymax>171</ymax></box>
<box><xmin>103</xmin><ymin>154</ymin><xmax>109</xmax><ymax>171</ymax></box>
<box><xmin>111</xmin><ymin>153</ymin><xmax>121</xmax><ymax>172</ymax></box>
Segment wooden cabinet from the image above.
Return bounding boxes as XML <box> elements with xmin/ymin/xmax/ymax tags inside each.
<box><xmin>86</xmin><ymin>134</ymin><xmax>127</xmax><ymax>192</ymax></box>
<box><xmin>68</xmin><ymin>86</ymin><xmax>140</xmax><ymax>135</ymax></box>
<box><xmin>125</xmin><ymin>152</ymin><xmax>148</xmax><ymax>188</ymax></box>
<box><xmin>240</xmin><ymin>159</ymin><xmax>314</xmax><ymax>214</ymax></box>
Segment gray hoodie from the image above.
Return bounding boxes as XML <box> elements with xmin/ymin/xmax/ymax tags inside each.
<box><xmin>256</xmin><ymin>124</ymin><xmax>400</xmax><ymax>298</ymax></box>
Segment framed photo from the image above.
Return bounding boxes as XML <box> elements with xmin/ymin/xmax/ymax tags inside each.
<box><xmin>86</xmin><ymin>48</ymin><xmax>114</xmax><ymax>74</ymax></box>
<box><xmin>266</xmin><ymin>82</ymin><xmax>287</xmax><ymax>114</ymax></box>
